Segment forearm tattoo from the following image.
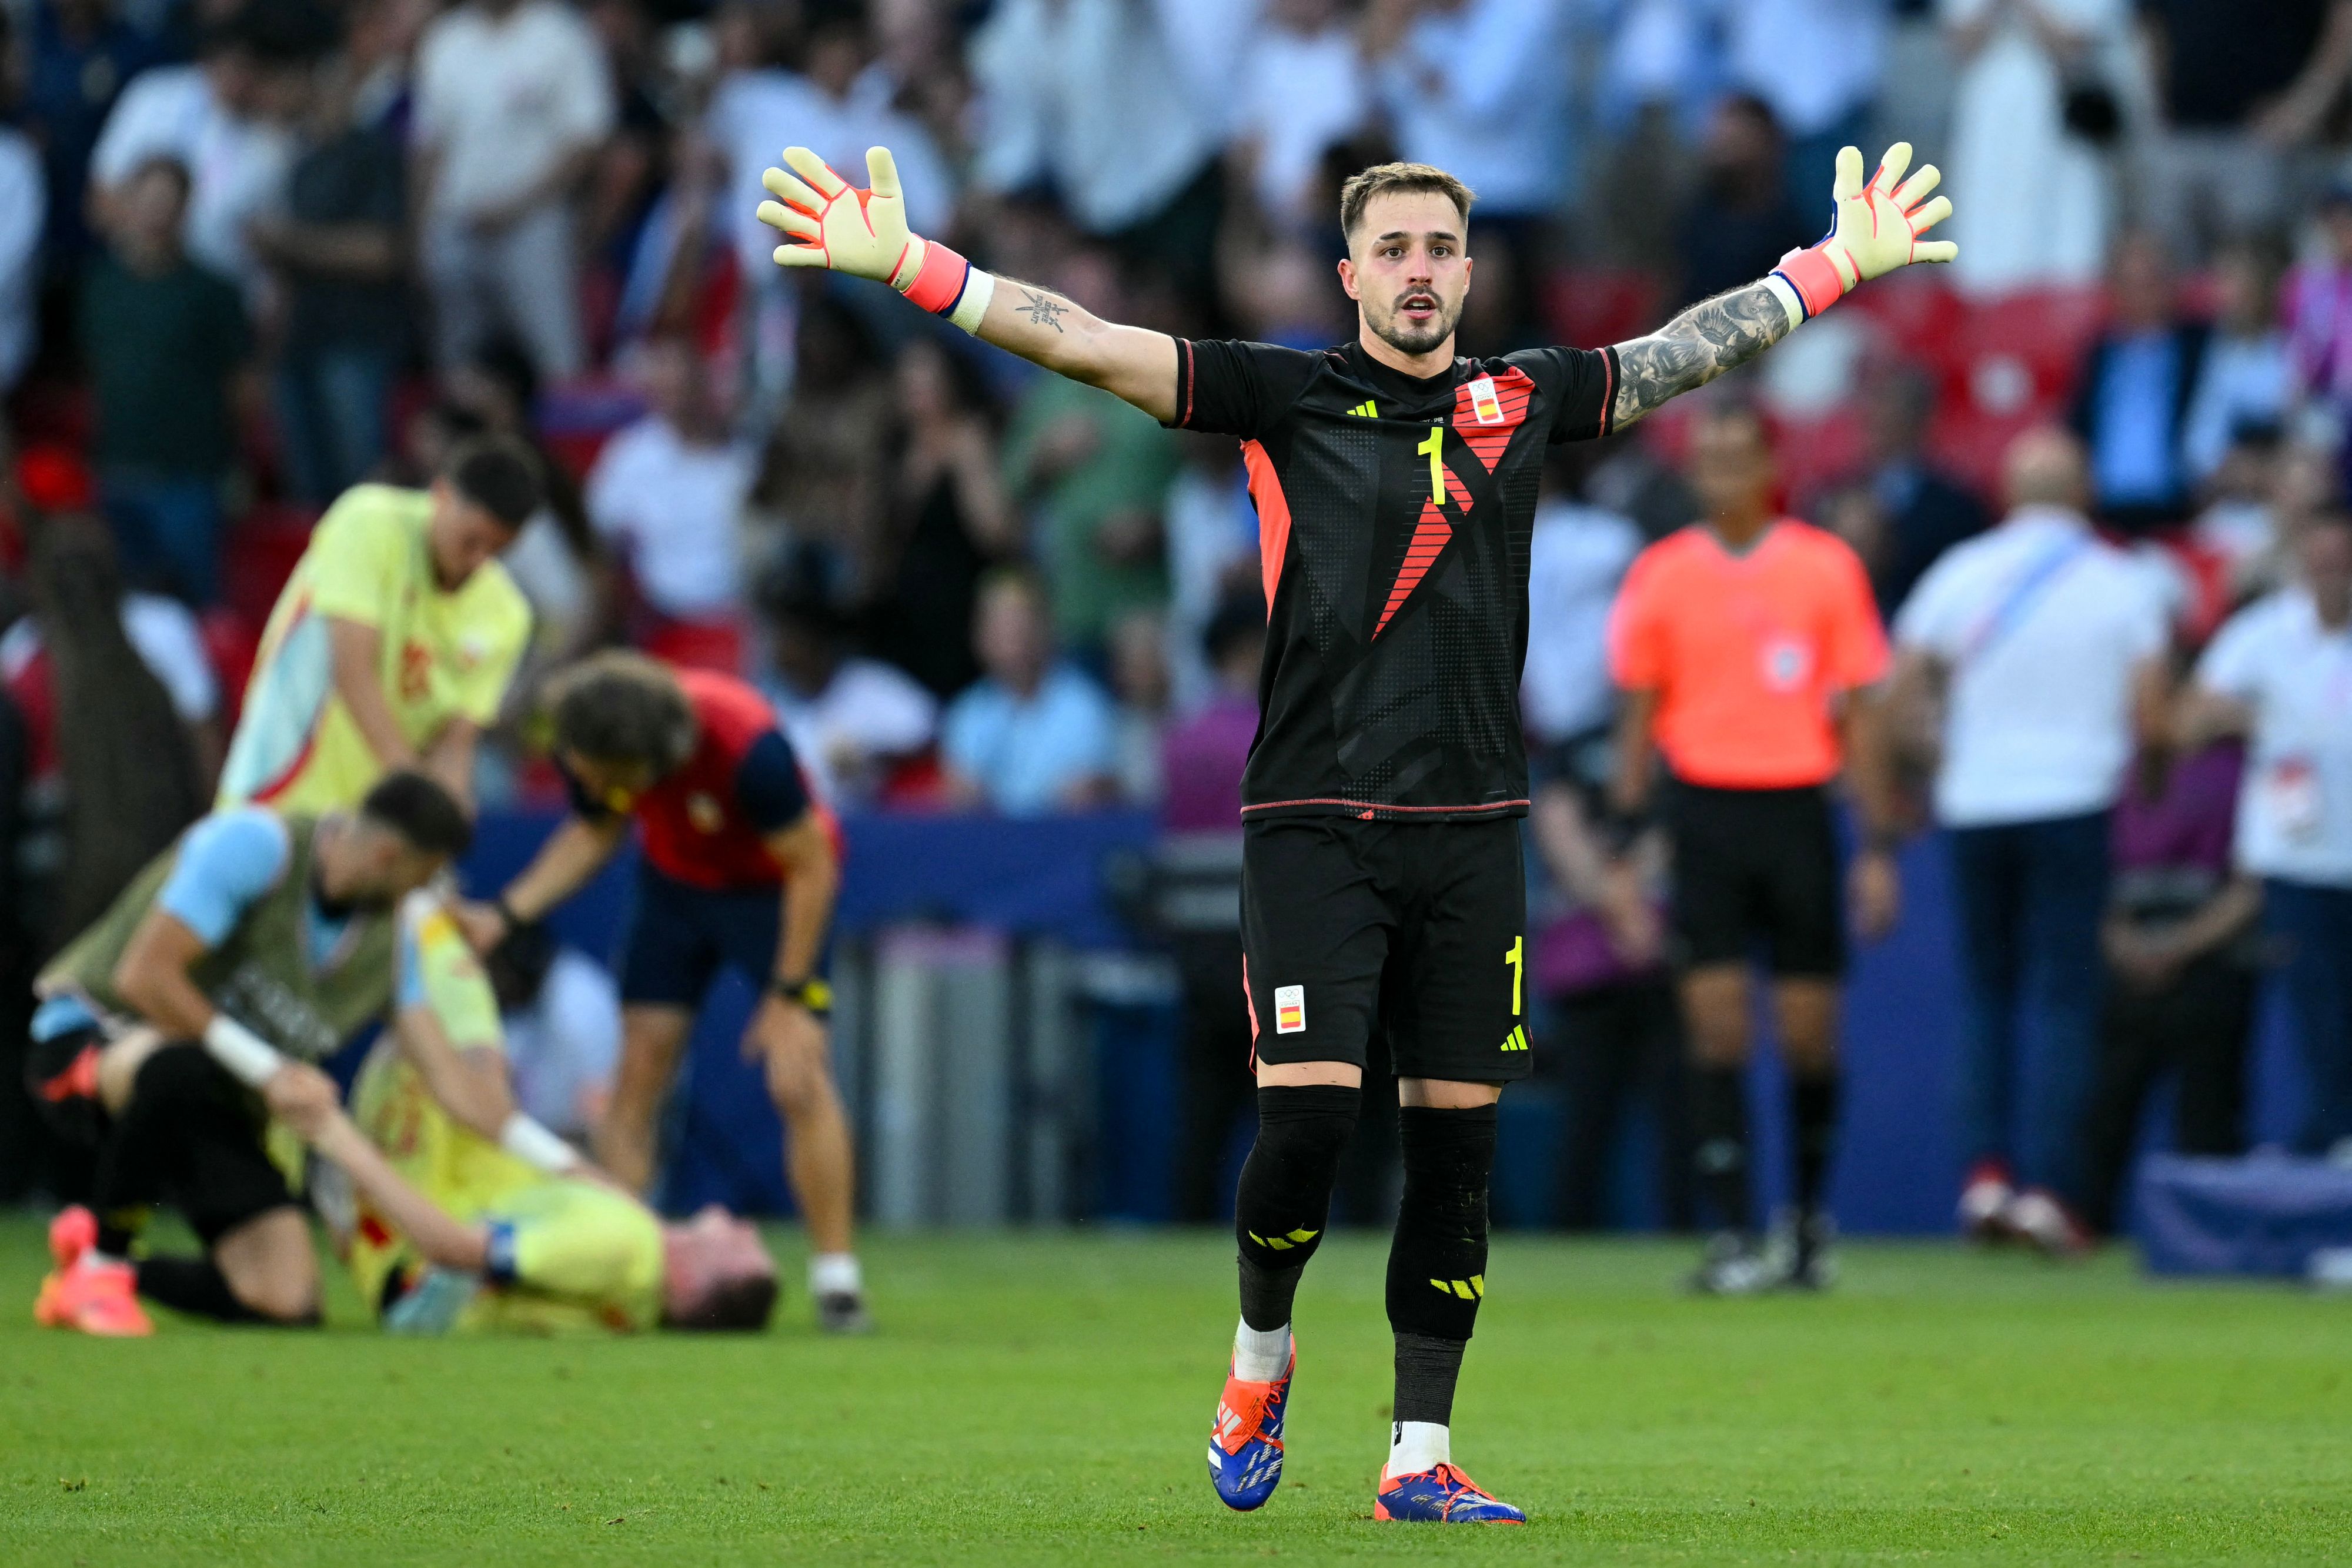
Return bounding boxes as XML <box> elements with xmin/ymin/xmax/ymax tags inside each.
<box><xmin>1016</xmin><ymin>287</ymin><xmax>1069</xmax><ymax>333</ymax></box>
<box><xmin>1609</xmin><ymin>281</ymin><xmax>1793</xmax><ymax>430</ymax></box>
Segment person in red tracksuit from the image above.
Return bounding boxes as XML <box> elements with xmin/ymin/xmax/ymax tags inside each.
<box><xmin>454</xmin><ymin>650</ymin><xmax>867</xmax><ymax>1332</ymax></box>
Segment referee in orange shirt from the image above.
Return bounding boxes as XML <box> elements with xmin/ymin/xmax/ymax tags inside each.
<box><xmin>1603</xmin><ymin>402</ymin><xmax>1902</xmax><ymax>1293</ymax></box>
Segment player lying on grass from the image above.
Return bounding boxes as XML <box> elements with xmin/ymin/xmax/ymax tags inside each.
<box><xmin>757</xmin><ymin>138</ymin><xmax>1952</xmax><ymax>1523</ymax></box>
<box><xmin>26</xmin><ymin>773</ymin><xmax>585</xmax><ymax>1335</ymax></box>
<box><xmin>276</xmin><ymin>934</ymin><xmax>775</xmax><ymax>1335</ymax></box>
<box><xmin>452</xmin><ymin>653</ymin><xmax>866</xmax><ymax>1332</ymax></box>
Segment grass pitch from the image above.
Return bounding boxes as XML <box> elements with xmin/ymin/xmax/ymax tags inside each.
<box><xmin>2</xmin><ymin>1219</ymin><xmax>2348</xmax><ymax>1565</ymax></box>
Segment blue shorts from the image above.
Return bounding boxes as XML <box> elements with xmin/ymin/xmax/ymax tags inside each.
<box><xmin>617</xmin><ymin>864</ymin><xmax>794</xmax><ymax>1009</ymax></box>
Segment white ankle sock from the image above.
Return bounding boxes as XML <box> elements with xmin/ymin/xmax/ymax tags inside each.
<box><xmin>78</xmin><ymin>1250</ymin><xmax>126</xmax><ymax>1272</ymax></box>
<box><xmin>808</xmin><ymin>1252</ymin><xmax>861</xmax><ymax>1298</ymax></box>
<box><xmin>1387</xmin><ymin>1420</ymin><xmax>1450</xmax><ymax>1477</ymax></box>
<box><xmin>1232</xmin><ymin>1316</ymin><xmax>1291</xmax><ymax>1382</ymax></box>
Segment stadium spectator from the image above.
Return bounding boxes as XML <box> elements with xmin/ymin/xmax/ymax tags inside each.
<box><xmin>21</xmin><ymin>0</ymin><xmax>159</xmax><ymax>280</ymax></box>
<box><xmin>1107</xmin><ymin>609</ymin><xmax>1172</xmax><ymax>807</ymax></box>
<box><xmin>2076</xmin><ymin>734</ymin><xmax>2257</xmax><ymax>1235</ymax></box>
<box><xmin>1001</xmin><ymin>250</ymin><xmax>1178</xmax><ymax>658</ymax></box>
<box><xmin>1162</xmin><ymin>595</ymin><xmax>1261</xmax><ymax>1223</ymax></box>
<box><xmin>2190</xmin><ymin>426</ymin><xmax>2290</xmax><ymax>604</ymax></box>
<box><xmin>1524</xmin><ymin>450</ymin><xmax>1642</xmax><ymax>761</ymax></box>
<box><xmin>2183</xmin><ymin>236</ymin><xmax>2293</xmax><ymax>485</ymax></box>
<box><xmin>747</xmin><ymin>297</ymin><xmax>891</xmax><ymax>607</ymax></box>
<box><xmin>2284</xmin><ymin>182</ymin><xmax>2352</xmax><ymax>427</ymax></box>
<box><xmin>0</xmin><ymin>16</ymin><xmax>42</xmax><ymax>394</ymax></box>
<box><xmin>968</xmin><ymin>0</ymin><xmax>1225</xmax><ymax>299</ymax></box>
<box><xmin>1672</xmin><ymin>93</ymin><xmax>1811</xmax><ymax>312</ymax></box>
<box><xmin>865</xmin><ymin>337</ymin><xmax>1020</xmax><ymax>703</ymax></box>
<box><xmin>2071</xmin><ymin>233</ymin><xmax>2208</xmax><ymax>533</ymax></box>
<box><xmin>2141</xmin><ymin>0</ymin><xmax>2352</xmax><ymax>260</ymax></box>
<box><xmin>759</xmin><ymin>567</ymin><xmax>938</xmax><ymax>808</ymax></box>
<box><xmin>1843</xmin><ymin>364</ymin><xmax>1989</xmax><ymax>617</ymax></box>
<box><xmin>86</xmin><ymin>0</ymin><xmax>329</xmax><ymax>293</ymax></box>
<box><xmin>706</xmin><ymin>6</ymin><xmax>952</xmax><ymax>288</ymax></box>
<box><xmin>1606</xmin><ymin>402</ymin><xmax>1900</xmax><ymax>1293</ymax></box>
<box><xmin>1939</xmin><ymin>0</ymin><xmax>2127</xmax><ymax>296</ymax></box>
<box><xmin>941</xmin><ymin>569</ymin><xmax>1118</xmax><ymax>816</ymax></box>
<box><xmin>1529</xmin><ymin>754</ymin><xmax>1689</xmax><ymax>1232</ymax></box>
<box><xmin>248</xmin><ymin>50</ymin><xmax>406</xmax><ymax>505</ymax></box>
<box><xmin>412</xmin><ymin>0</ymin><xmax>615</xmax><ymax>379</ymax></box>
<box><xmin>1365</xmin><ymin>0</ymin><xmax>1571</xmax><ymax>345</ymax></box>
<box><xmin>1162</xmin><ymin>434</ymin><xmax>1258</xmax><ymax>712</ymax></box>
<box><xmin>585</xmin><ymin>335</ymin><xmax>752</xmax><ymax>640</ymax></box>
<box><xmin>80</xmin><ymin>155</ymin><xmax>249</xmax><ymax>607</ymax></box>
<box><xmin>1719</xmin><ymin>0</ymin><xmax>1885</xmax><ymax>215</ymax></box>
<box><xmin>2183</xmin><ymin>513</ymin><xmax>2352</xmax><ymax>1158</ymax></box>
<box><xmin>1230</xmin><ymin>0</ymin><xmax>1369</xmax><ymax>232</ymax></box>
<box><xmin>1887</xmin><ymin>427</ymin><xmax>2171</xmax><ymax>1252</ymax></box>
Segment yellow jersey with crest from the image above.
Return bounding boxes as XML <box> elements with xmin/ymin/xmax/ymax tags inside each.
<box><xmin>218</xmin><ymin>484</ymin><xmax>530</xmax><ymax>814</ymax></box>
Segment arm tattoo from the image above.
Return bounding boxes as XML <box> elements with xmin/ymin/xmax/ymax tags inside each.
<box><xmin>1609</xmin><ymin>281</ymin><xmax>1793</xmax><ymax>430</ymax></box>
<box><xmin>1016</xmin><ymin>287</ymin><xmax>1069</xmax><ymax>333</ymax></box>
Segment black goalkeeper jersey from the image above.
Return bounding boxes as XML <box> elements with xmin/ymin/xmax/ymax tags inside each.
<box><xmin>1173</xmin><ymin>337</ymin><xmax>1620</xmax><ymax>821</ymax></box>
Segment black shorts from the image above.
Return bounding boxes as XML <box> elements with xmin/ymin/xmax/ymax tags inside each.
<box><xmin>1240</xmin><ymin>817</ymin><xmax>1532</xmax><ymax>1082</ymax></box>
<box><xmin>1666</xmin><ymin>782</ymin><xmax>1846</xmax><ymax>978</ymax></box>
<box><xmin>618</xmin><ymin>863</ymin><xmax>801</xmax><ymax>1009</ymax></box>
<box><xmin>136</xmin><ymin>1044</ymin><xmax>300</xmax><ymax>1249</ymax></box>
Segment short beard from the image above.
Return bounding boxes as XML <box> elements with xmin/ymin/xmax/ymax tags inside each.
<box><xmin>1367</xmin><ymin>298</ymin><xmax>1462</xmax><ymax>359</ymax></box>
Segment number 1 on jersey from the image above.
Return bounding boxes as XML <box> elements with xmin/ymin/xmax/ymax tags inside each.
<box><xmin>1504</xmin><ymin>935</ymin><xmax>1523</xmax><ymax>1017</ymax></box>
<box><xmin>1419</xmin><ymin>425</ymin><xmax>1444</xmax><ymax>506</ymax></box>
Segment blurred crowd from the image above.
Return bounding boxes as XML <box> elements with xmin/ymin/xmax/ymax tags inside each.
<box><xmin>0</xmin><ymin>0</ymin><xmax>2349</xmax><ymax>1226</ymax></box>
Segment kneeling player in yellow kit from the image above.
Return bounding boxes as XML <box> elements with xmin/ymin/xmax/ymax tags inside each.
<box><xmin>289</xmin><ymin>906</ymin><xmax>776</xmax><ymax>1333</ymax></box>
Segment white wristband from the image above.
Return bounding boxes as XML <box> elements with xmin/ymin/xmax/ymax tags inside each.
<box><xmin>202</xmin><ymin>1015</ymin><xmax>288</xmax><ymax>1089</ymax></box>
<box><xmin>950</xmin><ymin>269</ymin><xmax>995</xmax><ymax>335</ymax></box>
<box><xmin>1762</xmin><ymin>272</ymin><xmax>1807</xmax><ymax>333</ymax></box>
<box><xmin>499</xmin><ymin>1113</ymin><xmax>580</xmax><ymax>1175</ymax></box>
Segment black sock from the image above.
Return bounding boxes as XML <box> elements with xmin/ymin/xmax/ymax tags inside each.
<box><xmin>1790</xmin><ymin>1069</ymin><xmax>1841</xmax><ymax>1218</ymax></box>
<box><xmin>1385</xmin><ymin>1102</ymin><xmax>1498</xmax><ymax>1439</ymax></box>
<box><xmin>135</xmin><ymin>1256</ymin><xmax>263</xmax><ymax>1323</ymax></box>
<box><xmin>1233</xmin><ymin>1085</ymin><xmax>1360</xmax><ymax>1330</ymax></box>
<box><xmin>1393</xmin><ymin>1331</ymin><xmax>1468</xmax><ymax>1426</ymax></box>
<box><xmin>1691</xmin><ymin>1064</ymin><xmax>1752</xmax><ymax>1235</ymax></box>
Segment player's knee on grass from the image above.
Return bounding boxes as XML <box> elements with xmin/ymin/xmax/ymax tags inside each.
<box><xmin>213</xmin><ymin>1208</ymin><xmax>323</xmax><ymax>1325</ymax></box>
<box><xmin>1386</xmin><ymin>1104</ymin><xmax>1498</xmax><ymax>1342</ymax></box>
<box><xmin>1235</xmin><ymin>1085</ymin><xmax>1359</xmax><ymax>1286</ymax></box>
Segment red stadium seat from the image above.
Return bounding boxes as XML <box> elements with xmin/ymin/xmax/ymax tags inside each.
<box><xmin>221</xmin><ymin>503</ymin><xmax>320</xmax><ymax>630</ymax></box>
<box><xmin>199</xmin><ymin>607</ymin><xmax>260</xmax><ymax>724</ymax></box>
<box><xmin>1542</xmin><ymin>268</ymin><xmax>1666</xmax><ymax>349</ymax></box>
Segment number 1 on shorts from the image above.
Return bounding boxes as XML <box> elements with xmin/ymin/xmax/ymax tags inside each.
<box><xmin>1504</xmin><ymin>935</ymin><xmax>1523</xmax><ymax>1017</ymax></box>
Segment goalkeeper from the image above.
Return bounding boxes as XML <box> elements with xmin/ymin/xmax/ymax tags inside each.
<box><xmin>754</xmin><ymin>139</ymin><xmax>1953</xmax><ymax>1523</ymax></box>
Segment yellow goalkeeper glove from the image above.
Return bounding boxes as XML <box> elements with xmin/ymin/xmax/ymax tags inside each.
<box><xmin>756</xmin><ymin>145</ymin><xmax>994</xmax><ymax>332</ymax></box>
<box><xmin>1769</xmin><ymin>142</ymin><xmax>1957</xmax><ymax>325</ymax></box>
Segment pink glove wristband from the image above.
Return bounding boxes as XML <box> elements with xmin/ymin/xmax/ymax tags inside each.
<box><xmin>898</xmin><ymin>240</ymin><xmax>974</xmax><ymax>317</ymax></box>
<box><xmin>1772</xmin><ymin>245</ymin><xmax>1850</xmax><ymax>322</ymax></box>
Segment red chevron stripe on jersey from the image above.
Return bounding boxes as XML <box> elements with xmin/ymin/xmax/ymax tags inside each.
<box><xmin>1373</xmin><ymin>500</ymin><xmax>1452</xmax><ymax>639</ymax></box>
<box><xmin>1451</xmin><ymin>367</ymin><xmax>1535</xmax><ymax>473</ymax></box>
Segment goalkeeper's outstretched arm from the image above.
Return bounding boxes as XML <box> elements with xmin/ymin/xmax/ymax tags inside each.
<box><xmin>1607</xmin><ymin>142</ymin><xmax>1955</xmax><ymax>431</ymax></box>
<box><xmin>758</xmin><ymin>146</ymin><xmax>1180</xmax><ymax>419</ymax></box>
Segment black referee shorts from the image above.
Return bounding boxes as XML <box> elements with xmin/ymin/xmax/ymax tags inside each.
<box><xmin>1240</xmin><ymin>817</ymin><xmax>1532</xmax><ymax>1084</ymax></box>
<box><xmin>1666</xmin><ymin>782</ymin><xmax>1846</xmax><ymax>979</ymax></box>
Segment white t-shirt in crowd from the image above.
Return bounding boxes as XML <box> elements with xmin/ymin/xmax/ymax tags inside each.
<box><xmin>503</xmin><ymin>947</ymin><xmax>622</xmax><ymax>1138</ymax></box>
<box><xmin>1232</xmin><ymin>22</ymin><xmax>1368</xmax><ymax>223</ymax></box>
<box><xmin>1894</xmin><ymin>506</ymin><xmax>2169</xmax><ymax>827</ymax></box>
<box><xmin>704</xmin><ymin>66</ymin><xmax>953</xmax><ymax>280</ymax></box>
<box><xmin>1722</xmin><ymin>0</ymin><xmax>1887</xmax><ymax>139</ymax></box>
<box><xmin>1377</xmin><ymin>0</ymin><xmax>1569</xmax><ymax>216</ymax></box>
<box><xmin>2197</xmin><ymin>589</ymin><xmax>2352</xmax><ymax>886</ymax></box>
<box><xmin>1522</xmin><ymin>500</ymin><xmax>1641</xmax><ymax>743</ymax></box>
<box><xmin>765</xmin><ymin>658</ymin><xmax>940</xmax><ymax>807</ymax></box>
<box><xmin>412</xmin><ymin>0</ymin><xmax>615</xmax><ymax>222</ymax></box>
<box><xmin>584</xmin><ymin>416</ymin><xmax>752</xmax><ymax>622</ymax></box>
<box><xmin>89</xmin><ymin>63</ymin><xmax>292</xmax><ymax>288</ymax></box>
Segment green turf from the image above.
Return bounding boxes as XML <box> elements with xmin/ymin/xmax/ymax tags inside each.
<box><xmin>3</xmin><ymin>1218</ymin><xmax>2349</xmax><ymax>1566</ymax></box>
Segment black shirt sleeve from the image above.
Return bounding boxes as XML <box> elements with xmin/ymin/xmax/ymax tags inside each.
<box><xmin>733</xmin><ymin>729</ymin><xmax>813</xmax><ymax>834</ymax></box>
<box><xmin>1170</xmin><ymin>339</ymin><xmax>1328</xmax><ymax>439</ymax></box>
<box><xmin>1505</xmin><ymin>345</ymin><xmax>1621</xmax><ymax>445</ymax></box>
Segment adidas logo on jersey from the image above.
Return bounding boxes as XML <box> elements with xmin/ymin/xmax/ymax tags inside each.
<box><xmin>1347</xmin><ymin>400</ymin><xmax>1377</xmax><ymax>418</ymax></box>
<box><xmin>1499</xmin><ymin>1025</ymin><xmax>1530</xmax><ymax>1052</ymax></box>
